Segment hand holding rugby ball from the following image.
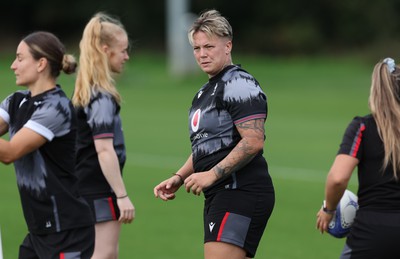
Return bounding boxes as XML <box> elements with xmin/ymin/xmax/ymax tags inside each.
<box><xmin>328</xmin><ymin>189</ymin><xmax>359</xmax><ymax>238</ymax></box>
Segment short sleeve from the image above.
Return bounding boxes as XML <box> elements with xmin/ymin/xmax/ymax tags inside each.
<box><xmin>25</xmin><ymin>96</ymin><xmax>72</xmax><ymax>141</ymax></box>
<box><xmin>223</xmin><ymin>70</ymin><xmax>267</xmax><ymax>124</ymax></box>
<box><xmin>85</xmin><ymin>93</ymin><xmax>116</xmax><ymax>139</ymax></box>
<box><xmin>0</xmin><ymin>94</ymin><xmax>12</xmax><ymax>124</ymax></box>
<box><xmin>338</xmin><ymin>116</ymin><xmax>366</xmax><ymax>160</ymax></box>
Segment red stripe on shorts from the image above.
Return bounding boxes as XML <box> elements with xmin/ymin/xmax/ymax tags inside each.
<box><xmin>108</xmin><ymin>197</ymin><xmax>117</xmax><ymax>220</ymax></box>
<box><xmin>59</xmin><ymin>253</ymin><xmax>65</xmax><ymax>259</ymax></box>
<box><xmin>217</xmin><ymin>212</ymin><xmax>230</xmax><ymax>241</ymax></box>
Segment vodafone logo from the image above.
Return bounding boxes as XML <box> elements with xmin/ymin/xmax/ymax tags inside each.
<box><xmin>191</xmin><ymin>109</ymin><xmax>201</xmax><ymax>132</ymax></box>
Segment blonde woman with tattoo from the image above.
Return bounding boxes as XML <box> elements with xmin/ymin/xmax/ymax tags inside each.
<box><xmin>154</xmin><ymin>9</ymin><xmax>275</xmax><ymax>259</ymax></box>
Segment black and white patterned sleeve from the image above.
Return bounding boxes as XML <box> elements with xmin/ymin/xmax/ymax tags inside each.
<box><xmin>223</xmin><ymin>70</ymin><xmax>267</xmax><ymax>124</ymax></box>
<box><xmin>0</xmin><ymin>94</ymin><xmax>13</xmax><ymax>124</ymax></box>
<box><xmin>85</xmin><ymin>93</ymin><xmax>116</xmax><ymax>139</ymax></box>
<box><xmin>25</xmin><ymin>95</ymin><xmax>73</xmax><ymax>141</ymax></box>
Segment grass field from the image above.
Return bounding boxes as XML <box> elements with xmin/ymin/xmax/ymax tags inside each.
<box><xmin>0</xmin><ymin>51</ymin><xmax>373</xmax><ymax>258</ymax></box>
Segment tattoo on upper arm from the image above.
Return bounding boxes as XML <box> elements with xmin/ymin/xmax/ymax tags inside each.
<box><xmin>236</xmin><ymin>119</ymin><xmax>265</xmax><ymax>133</ymax></box>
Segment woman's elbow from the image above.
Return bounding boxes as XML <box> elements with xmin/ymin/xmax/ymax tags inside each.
<box><xmin>1</xmin><ymin>156</ymin><xmax>15</xmax><ymax>165</ymax></box>
<box><xmin>327</xmin><ymin>172</ymin><xmax>349</xmax><ymax>188</ymax></box>
<box><xmin>0</xmin><ymin>151</ymin><xmax>19</xmax><ymax>164</ymax></box>
<box><xmin>251</xmin><ymin>140</ymin><xmax>265</xmax><ymax>154</ymax></box>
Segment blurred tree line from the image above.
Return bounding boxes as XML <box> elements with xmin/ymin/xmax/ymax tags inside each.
<box><xmin>1</xmin><ymin>0</ymin><xmax>400</xmax><ymax>55</ymax></box>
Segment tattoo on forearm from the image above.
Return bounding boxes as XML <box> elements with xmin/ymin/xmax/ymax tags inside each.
<box><xmin>213</xmin><ymin>119</ymin><xmax>265</xmax><ymax>180</ymax></box>
<box><xmin>213</xmin><ymin>165</ymin><xmax>226</xmax><ymax>179</ymax></box>
<box><xmin>213</xmin><ymin>139</ymin><xmax>257</xmax><ymax>179</ymax></box>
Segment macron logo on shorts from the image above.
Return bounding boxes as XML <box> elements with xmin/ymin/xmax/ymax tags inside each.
<box><xmin>209</xmin><ymin>222</ymin><xmax>216</xmax><ymax>233</ymax></box>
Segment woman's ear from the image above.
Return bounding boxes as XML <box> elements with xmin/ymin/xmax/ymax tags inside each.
<box><xmin>102</xmin><ymin>44</ymin><xmax>109</xmax><ymax>54</ymax></box>
<box><xmin>37</xmin><ymin>57</ymin><xmax>48</xmax><ymax>73</ymax></box>
<box><xmin>225</xmin><ymin>41</ymin><xmax>232</xmax><ymax>55</ymax></box>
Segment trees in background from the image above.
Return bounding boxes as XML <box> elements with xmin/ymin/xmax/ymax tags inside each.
<box><xmin>1</xmin><ymin>0</ymin><xmax>400</xmax><ymax>55</ymax></box>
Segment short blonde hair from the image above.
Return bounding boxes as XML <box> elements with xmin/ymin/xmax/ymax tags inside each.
<box><xmin>188</xmin><ymin>9</ymin><xmax>232</xmax><ymax>46</ymax></box>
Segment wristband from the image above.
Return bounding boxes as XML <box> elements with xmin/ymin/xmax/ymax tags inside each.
<box><xmin>117</xmin><ymin>194</ymin><xmax>128</xmax><ymax>199</ymax></box>
<box><xmin>322</xmin><ymin>200</ymin><xmax>336</xmax><ymax>215</ymax></box>
<box><xmin>172</xmin><ymin>173</ymin><xmax>184</xmax><ymax>185</ymax></box>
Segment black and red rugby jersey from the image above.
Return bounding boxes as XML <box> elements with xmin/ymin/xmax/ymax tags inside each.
<box><xmin>0</xmin><ymin>86</ymin><xmax>93</xmax><ymax>234</ymax></box>
<box><xmin>74</xmin><ymin>91</ymin><xmax>126</xmax><ymax>196</ymax></box>
<box><xmin>188</xmin><ymin>65</ymin><xmax>274</xmax><ymax>196</ymax></box>
<box><xmin>339</xmin><ymin>115</ymin><xmax>400</xmax><ymax>210</ymax></box>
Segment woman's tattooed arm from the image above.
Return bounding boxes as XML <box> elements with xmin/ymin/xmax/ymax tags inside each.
<box><xmin>213</xmin><ymin>118</ymin><xmax>265</xmax><ymax>179</ymax></box>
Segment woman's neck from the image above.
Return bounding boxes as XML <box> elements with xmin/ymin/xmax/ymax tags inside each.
<box><xmin>28</xmin><ymin>78</ymin><xmax>56</xmax><ymax>97</ymax></box>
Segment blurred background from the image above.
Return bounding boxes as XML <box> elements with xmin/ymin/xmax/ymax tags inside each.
<box><xmin>1</xmin><ymin>1</ymin><xmax>400</xmax><ymax>258</ymax></box>
<box><xmin>1</xmin><ymin>0</ymin><xmax>400</xmax><ymax>58</ymax></box>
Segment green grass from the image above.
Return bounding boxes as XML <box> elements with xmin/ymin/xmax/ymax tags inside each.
<box><xmin>0</xmin><ymin>52</ymin><xmax>372</xmax><ymax>258</ymax></box>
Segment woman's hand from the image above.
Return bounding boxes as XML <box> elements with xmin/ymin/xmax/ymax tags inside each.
<box><xmin>154</xmin><ymin>174</ymin><xmax>183</xmax><ymax>201</ymax></box>
<box><xmin>316</xmin><ymin>208</ymin><xmax>334</xmax><ymax>234</ymax></box>
<box><xmin>117</xmin><ymin>196</ymin><xmax>135</xmax><ymax>224</ymax></box>
<box><xmin>184</xmin><ymin>170</ymin><xmax>217</xmax><ymax>196</ymax></box>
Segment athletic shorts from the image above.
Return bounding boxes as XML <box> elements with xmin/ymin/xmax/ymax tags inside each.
<box><xmin>203</xmin><ymin>189</ymin><xmax>275</xmax><ymax>258</ymax></box>
<box><xmin>340</xmin><ymin>210</ymin><xmax>400</xmax><ymax>259</ymax></box>
<box><xmin>19</xmin><ymin>225</ymin><xmax>95</xmax><ymax>259</ymax></box>
<box><xmin>83</xmin><ymin>194</ymin><xmax>120</xmax><ymax>223</ymax></box>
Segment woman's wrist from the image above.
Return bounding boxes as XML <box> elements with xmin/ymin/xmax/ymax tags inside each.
<box><xmin>322</xmin><ymin>200</ymin><xmax>336</xmax><ymax>215</ymax></box>
<box><xmin>172</xmin><ymin>173</ymin><xmax>184</xmax><ymax>185</ymax></box>
<box><xmin>117</xmin><ymin>194</ymin><xmax>129</xmax><ymax>199</ymax></box>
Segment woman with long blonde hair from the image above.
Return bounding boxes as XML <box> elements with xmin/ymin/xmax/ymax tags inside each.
<box><xmin>73</xmin><ymin>12</ymin><xmax>135</xmax><ymax>259</ymax></box>
<box><xmin>316</xmin><ymin>58</ymin><xmax>400</xmax><ymax>258</ymax></box>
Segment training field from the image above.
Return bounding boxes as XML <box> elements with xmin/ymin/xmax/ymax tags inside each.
<box><xmin>0</xmin><ymin>52</ymin><xmax>372</xmax><ymax>258</ymax></box>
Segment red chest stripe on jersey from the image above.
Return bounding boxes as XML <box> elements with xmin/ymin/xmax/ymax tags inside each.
<box><xmin>350</xmin><ymin>123</ymin><xmax>365</xmax><ymax>157</ymax></box>
<box><xmin>217</xmin><ymin>212</ymin><xmax>230</xmax><ymax>241</ymax></box>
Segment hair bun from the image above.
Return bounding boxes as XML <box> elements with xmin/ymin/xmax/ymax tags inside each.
<box><xmin>62</xmin><ymin>54</ymin><xmax>77</xmax><ymax>74</ymax></box>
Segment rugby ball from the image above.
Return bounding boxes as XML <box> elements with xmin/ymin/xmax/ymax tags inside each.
<box><xmin>328</xmin><ymin>189</ymin><xmax>359</xmax><ymax>238</ymax></box>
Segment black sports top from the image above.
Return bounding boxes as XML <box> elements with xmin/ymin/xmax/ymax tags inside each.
<box><xmin>189</xmin><ymin>65</ymin><xmax>274</xmax><ymax>197</ymax></box>
<box><xmin>75</xmin><ymin>91</ymin><xmax>126</xmax><ymax>196</ymax></box>
<box><xmin>0</xmin><ymin>87</ymin><xmax>93</xmax><ymax>234</ymax></box>
<box><xmin>338</xmin><ymin>115</ymin><xmax>400</xmax><ymax>211</ymax></box>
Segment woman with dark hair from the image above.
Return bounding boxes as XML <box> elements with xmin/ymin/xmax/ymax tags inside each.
<box><xmin>1</xmin><ymin>31</ymin><xmax>94</xmax><ymax>258</ymax></box>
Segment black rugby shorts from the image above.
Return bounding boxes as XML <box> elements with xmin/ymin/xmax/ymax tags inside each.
<box><xmin>341</xmin><ymin>210</ymin><xmax>400</xmax><ymax>259</ymax></box>
<box><xmin>19</xmin><ymin>225</ymin><xmax>95</xmax><ymax>259</ymax></box>
<box><xmin>203</xmin><ymin>189</ymin><xmax>275</xmax><ymax>258</ymax></box>
<box><xmin>84</xmin><ymin>194</ymin><xmax>120</xmax><ymax>223</ymax></box>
